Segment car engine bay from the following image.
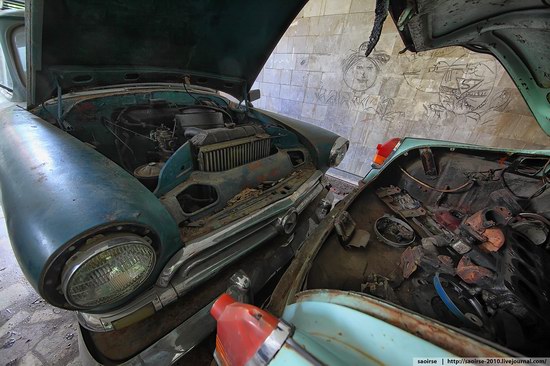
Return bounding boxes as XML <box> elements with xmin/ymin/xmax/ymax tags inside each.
<box><xmin>308</xmin><ymin>147</ymin><xmax>550</xmax><ymax>356</ymax></box>
<box><xmin>89</xmin><ymin>98</ymin><xmax>282</xmax><ymax>188</ymax></box>
<box><xmin>35</xmin><ymin>91</ymin><xmax>314</xmax><ymax>230</ymax></box>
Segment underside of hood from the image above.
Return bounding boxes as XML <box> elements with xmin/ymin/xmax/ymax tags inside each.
<box><xmin>389</xmin><ymin>0</ymin><xmax>550</xmax><ymax>135</ymax></box>
<box><xmin>28</xmin><ymin>0</ymin><xmax>307</xmax><ymax>107</ymax></box>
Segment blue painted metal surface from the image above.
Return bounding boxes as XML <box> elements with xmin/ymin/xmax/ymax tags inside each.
<box><xmin>252</xmin><ymin>108</ymin><xmax>339</xmax><ymax>171</ymax></box>
<box><xmin>155</xmin><ymin>142</ymin><xmax>194</xmax><ymax>196</ymax></box>
<box><xmin>277</xmin><ymin>292</ymin><xmax>455</xmax><ymax>365</ymax></box>
<box><xmin>0</xmin><ymin>106</ymin><xmax>182</xmax><ymax>309</ymax></box>
<box><xmin>364</xmin><ymin>137</ymin><xmax>550</xmax><ymax>184</ymax></box>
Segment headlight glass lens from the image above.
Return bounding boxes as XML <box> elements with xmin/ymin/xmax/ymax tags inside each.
<box><xmin>63</xmin><ymin>235</ymin><xmax>156</xmax><ymax>308</ymax></box>
<box><xmin>329</xmin><ymin>137</ymin><xmax>349</xmax><ymax>167</ymax></box>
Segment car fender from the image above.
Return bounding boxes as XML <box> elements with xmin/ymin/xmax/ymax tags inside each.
<box><xmin>0</xmin><ymin>106</ymin><xmax>181</xmax><ymax>307</ymax></box>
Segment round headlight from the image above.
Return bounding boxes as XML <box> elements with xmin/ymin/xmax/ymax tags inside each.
<box><xmin>62</xmin><ymin>234</ymin><xmax>156</xmax><ymax>309</ymax></box>
<box><xmin>329</xmin><ymin>137</ymin><xmax>349</xmax><ymax>167</ymax></box>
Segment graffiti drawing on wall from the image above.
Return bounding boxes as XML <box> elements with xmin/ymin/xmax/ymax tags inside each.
<box><xmin>342</xmin><ymin>42</ymin><xmax>390</xmax><ymax>92</ymax></box>
<box><xmin>366</xmin><ymin>97</ymin><xmax>404</xmax><ymax>124</ymax></box>
<box><xmin>402</xmin><ymin>55</ymin><xmax>512</xmax><ymax>123</ymax></box>
<box><xmin>313</xmin><ymin>42</ymin><xmax>402</xmax><ymax>127</ymax></box>
<box><xmin>314</xmin><ymin>43</ymin><xmax>393</xmax><ymax>110</ymax></box>
<box><xmin>314</xmin><ymin>89</ymin><xmax>377</xmax><ymax>110</ymax></box>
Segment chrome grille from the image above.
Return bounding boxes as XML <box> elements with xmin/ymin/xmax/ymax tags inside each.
<box><xmin>198</xmin><ymin>137</ymin><xmax>271</xmax><ymax>172</ymax></box>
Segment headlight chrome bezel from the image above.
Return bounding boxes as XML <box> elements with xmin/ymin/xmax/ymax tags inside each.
<box><xmin>61</xmin><ymin>233</ymin><xmax>156</xmax><ymax>310</ymax></box>
<box><xmin>329</xmin><ymin>137</ymin><xmax>349</xmax><ymax>167</ymax></box>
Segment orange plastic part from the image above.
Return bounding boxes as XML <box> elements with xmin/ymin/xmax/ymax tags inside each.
<box><xmin>373</xmin><ymin>137</ymin><xmax>401</xmax><ymax>166</ymax></box>
<box><xmin>211</xmin><ymin>293</ymin><xmax>280</xmax><ymax>366</ymax></box>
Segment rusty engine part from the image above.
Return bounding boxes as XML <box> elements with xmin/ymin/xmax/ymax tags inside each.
<box><xmin>361</xmin><ymin>273</ymin><xmax>399</xmax><ymax>303</ymax></box>
<box><xmin>375</xmin><ymin>182</ymin><xmax>550</xmax><ymax>351</ymax></box>
<box><xmin>133</xmin><ymin>161</ymin><xmax>165</xmax><ymax>191</ymax></box>
<box><xmin>419</xmin><ymin>147</ymin><xmax>438</xmax><ymax>177</ymax></box>
<box><xmin>400</xmin><ymin>244</ymin><xmax>454</xmax><ymax>279</ymax></box>
<box><xmin>334</xmin><ymin>211</ymin><xmax>356</xmax><ymax>245</ymax></box>
<box><xmin>374</xmin><ymin>214</ymin><xmax>415</xmax><ymax>248</ymax></box>
<box><xmin>376</xmin><ymin>186</ymin><xmax>455</xmax><ymax>243</ymax></box>
<box><xmin>456</xmin><ymin>256</ymin><xmax>494</xmax><ymax>286</ymax></box>
<box><xmin>461</xmin><ymin>207</ymin><xmax>512</xmax><ymax>253</ymax></box>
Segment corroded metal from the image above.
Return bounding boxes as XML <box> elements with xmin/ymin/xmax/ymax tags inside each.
<box><xmin>266</xmin><ymin>184</ymin><xmax>364</xmax><ymax>317</ymax></box>
<box><xmin>456</xmin><ymin>256</ymin><xmax>494</xmax><ymax>285</ymax></box>
<box><xmin>293</xmin><ymin>290</ymin><xmax>512</xmax><ymax>358</ymax></box>
<box><xmin>76</xmin><ymin>170</ymin><xmax>323</xmax><ymax>332</ymax></box>
<box><xmin>463</xmin><ymin>207</ymin><xmax>512</xmax><ymax>252</ymax></box>
<box><xmin>78</xmin><ymin>190</ymin><xmax>326</xmax><ymax>364</ymax></box>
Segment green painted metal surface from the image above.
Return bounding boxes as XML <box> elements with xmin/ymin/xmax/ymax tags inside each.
<box><xmin>0</xmin><ymin>106</ymin><xmax>182</xmax><ymax>310</ymax></box>
<box><xmin>278</xmin><ymin>291</ymin><xmax>454</xmax><ymax>365</ymax></box>
<box><xmin>155</xmin><ymin>142</ymin><xmax>194</xmax><ymax>197</ymax></box>
<box><xmin>364</xmin><ymin>137</ymin><xmax>550</xmax><ymax>184</ymax></box>
<box><xmin>253</xmin><ymin>108</ymin><xmax>340</xmax><ymax>171</ymax></box>
<box><xmin>28</xmin><ymin>0</ymin><xmax>308</xmax><ymax>106</ymax></box>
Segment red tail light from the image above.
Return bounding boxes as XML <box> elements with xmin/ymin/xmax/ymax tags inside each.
<box><xmin>372</xmin><ymin>138</ymin><xmax>401</xmax><ymax>168</ymax></box>
<box><xmin>211</xmin><ymin>294</ymin><xmax>281</xmax><ymax>366</ymax></box>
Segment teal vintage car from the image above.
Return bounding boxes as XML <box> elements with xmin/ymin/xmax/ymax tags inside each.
<box><xmin>0</xmin><ymin>1</ymin><xmax>349</xmax><ymax>364</ymax></box>
<box><xmin>265</xmin><ymin>0</ymin><xmax>550</xmax><ymax>362</ymax></box>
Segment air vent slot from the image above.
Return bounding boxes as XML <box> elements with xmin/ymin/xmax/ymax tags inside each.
<box><xmin>197</xmin><ymin>137</ymin><xmax>271</xmax><ymax>172</ymax></box>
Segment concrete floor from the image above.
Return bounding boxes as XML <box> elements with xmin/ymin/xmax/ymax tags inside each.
<box><xmin>0</xmin><ymin>201</ymin><xmax>80</xmax><ymax>366</ymax></box>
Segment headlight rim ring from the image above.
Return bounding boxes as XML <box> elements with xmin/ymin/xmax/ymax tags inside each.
<box><xmin>329</xmin><ymin>136</ymin><xmax>349</xmax><ymax>167</ymax></box>
<box><xmin>61</xmin><ymin>233</ymin><xmax>156</xmax><ymax>309</ymax></box>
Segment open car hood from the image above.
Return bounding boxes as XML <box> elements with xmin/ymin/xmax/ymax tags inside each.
<box><xmin>28</xmin><ymin>0</ymin><xmax>307</xmax><ymax>107</ymax></box>
<box><xmin>388</xmin><ymin>0</ymin><xmax>550</xmax><ymax>135</ymax></box>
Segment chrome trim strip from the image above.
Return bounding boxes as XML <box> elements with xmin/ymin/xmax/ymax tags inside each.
<box><xmin>158</xmin><ymin>170</ymin><xmax>323</xmax><ymax>287</ymax></box>
<box><xmin>329</xmin><ymin>136</ymin><xmax>349</xmax><ymax>167</ymax></box>
<box><xmin>76</xmin><ymin>171</ymin><xmax>323</xmax><ymax>332</ymax></box>
<box><xmin>246</xmin><ymin>321</ymin><xmax>293</xmax><ymax>366</ymax></box>
<box><xmin>78</xmin><ymin>299</ymin><xmax>216</xmax><ymax>366</ymax></box>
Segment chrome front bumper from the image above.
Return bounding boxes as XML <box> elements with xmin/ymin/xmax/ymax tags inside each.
<box><xmin>77</xmin><ymin>171</ymin><xmax>323</xmax><ymax>328</ymax></box>
<box><xmin>78</xmin><ymin>299</ymin><xmax>216</xmax><ymax>366</ymax></box>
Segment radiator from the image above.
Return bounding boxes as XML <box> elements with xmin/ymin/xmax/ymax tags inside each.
<box><xmin>197</xmin><ymin>136</ymin><xmax>271</xmax><ymax>172</ymax></box>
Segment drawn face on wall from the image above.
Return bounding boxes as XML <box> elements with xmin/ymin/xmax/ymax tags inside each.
<box><xmin>345</xmin><ymin>57</ymin><xmax>378</xmax><ymax>91</ymax></box>
<box><xmin>342</xmin><ymin>43</ymin><xmax>390</xmax><ymax>92</ymax></box>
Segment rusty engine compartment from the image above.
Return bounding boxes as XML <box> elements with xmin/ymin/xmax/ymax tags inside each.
<box><xmin>42</xmin><ymin>94</ymin><xmax>314</xmax><ymax>231</ymax></box>
<box><xmin>308</xmin><ymin>147</ymin><xmax>550</xmax><ymax>355</ymax></box>
<box><xmin>99</xmin><ymin>99</ymin><xmax>277</xmax><ymax>188</ymax></box>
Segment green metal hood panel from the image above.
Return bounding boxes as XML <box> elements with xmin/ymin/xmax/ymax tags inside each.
<box><xmin>28</xmin><ymin>0</ymin><xmax>307</xmax><ymax>106</ymax></box>
<box><xmin>389</xmin><ymin>0</ymin><xmax>550</xmax><ymax>135</ymax></box>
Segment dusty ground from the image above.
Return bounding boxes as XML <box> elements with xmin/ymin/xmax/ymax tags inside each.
<box><xmin>0</xmin><ymin>173</ymin><xmax>355</xmax><ymax>365</ymax></box>
<box><xmin>0</xmin><ymin>198</ymin><xmax>80</xmax><ymax>366</ymax></box>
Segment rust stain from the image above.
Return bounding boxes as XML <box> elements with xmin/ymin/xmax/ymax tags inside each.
<box><xmin>456</xmin><ymin>256</ymin><xmax>494</xmax><ymax>284</ymax></box>
<box><xmin>298</xmin><ymin>290</ymin><xmax>508</xmax><ymax>358</ymax></box>
<box><xmin>479</xmin><ymin>228</ymin><xmax>505</xmax><ymax>252</ymax></box>
<box><xmin>308</xmin><ymin>332</ymin><xmax>385</xmax><ymax>366</ymax></box>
